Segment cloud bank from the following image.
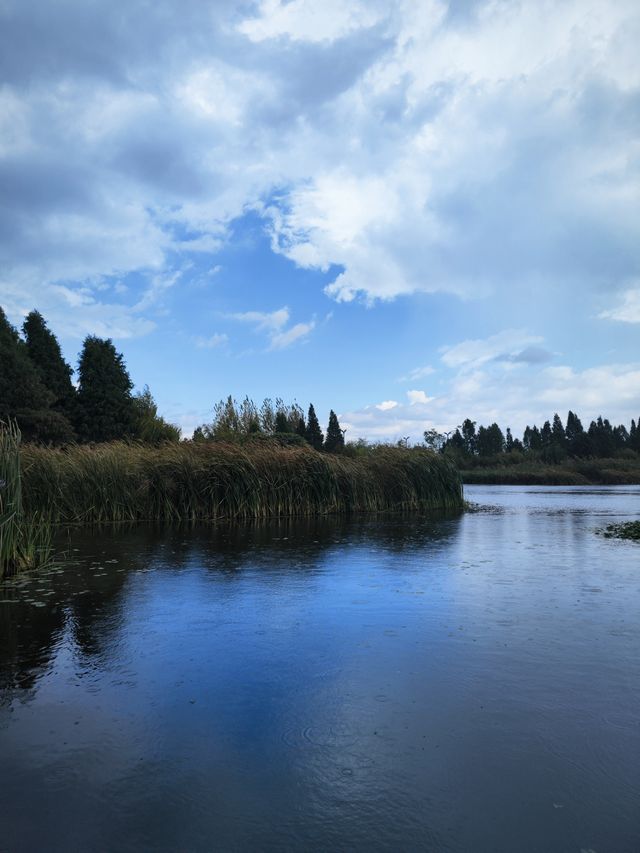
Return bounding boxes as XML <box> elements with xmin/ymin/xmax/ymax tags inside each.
<box><xmin>1</xmin><ymin>0</ymin><xmax>638</xmax><ymax>337</ymax></box>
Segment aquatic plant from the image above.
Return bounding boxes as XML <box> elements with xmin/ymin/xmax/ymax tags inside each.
<box><xmin>19</xmin><ymin>440</ymin><xmax>463</xmax><ymax>524</ymax></box>
<box><xmin>599</xmin><ymin>521</ymin><xmax>640</xmax><ymax>541</ymax></box>
<box><xmin>0</xmin><ymin>421</ymin><xmax>53</xmax><ymax>578</ymax></box>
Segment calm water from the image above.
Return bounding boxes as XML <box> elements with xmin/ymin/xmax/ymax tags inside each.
<box><xmin>1</xmin><ymin>486</ymin><xmax>639</xmax><ymax>852</ymax></box>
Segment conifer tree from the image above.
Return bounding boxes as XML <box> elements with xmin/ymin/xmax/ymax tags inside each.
<box><xmin>295</xmin><ymin>415</ymin><xmax>306</xmax><ymax>438</ymax></box>
<box><xmin>22</xmin><ymin>310</ymin><xmax>76</xmax><ymax>416</ymax></box>
<box><xmin>275</xmin><ymin>411</ymin><xmax>290</xmax><ymax>433</ymax></box>
<box><xmin>0</xmin><ymin>308</ymin><xmax>74</xmax><ymax>442</ymax></box>
<box><xmin>505</xmin><ymin>427</ymin><xmax>514</xmax><ymax>453</ymax></box>
<box><xmin>75</xmin><ymin>336</ymin><xmax>135</xmax><ymax>442</ymax></box>
<box><xmin>324</xmin><ymin>410</ymin><xmax>344</xmax><ymax>453</ymax></box>
<box><xmin>305</xmin><ymin>404</ymin><xmax>324</xmax><ymax>450</ymax></box>
<box><xmin>0</xmin><ymin>308</ymin><xmax>50</xmax><ymax>416</ymax></box>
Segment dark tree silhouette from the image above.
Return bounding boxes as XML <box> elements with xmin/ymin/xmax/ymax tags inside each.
<box><xmin>305</xmin><ymin>404</ymin><xmax>324</xmax><ymax>451</ymax></box>
<box><xmin>325</xmin><ymin>410</ymin><xmax>345</xmax><ymax>453</ymax></box>
<box><xmin>76</xmin><ymin>336</ymin><xmax>135</xmax><ymax>442</ymax></box>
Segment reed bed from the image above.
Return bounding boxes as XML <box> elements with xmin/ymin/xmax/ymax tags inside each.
<box><xmin>1</xmin><ymin>421</ymin><xmax>53</xmax><ymax>579</ymax></box>
<box><xmin>19</xmin><ymin>441</ymin><xmax>463</xmax><ymax>524</ymax></box>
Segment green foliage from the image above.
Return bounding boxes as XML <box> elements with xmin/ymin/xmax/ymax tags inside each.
<box><xmin>423</xmin><ymin>428</ymin><xmax>444</xmax><ymax>451</ymax></box>
<box><xmin>0</xmin><ymin>421</ymin><xmax>53</xmax><ymax>578</ymax></box>
<box><xmin>324</xmin><ymin>410</ymin><xmax>344</xmax><ymax>453</ymax></box>
<box><xmin>22</xmin><ymin>310</ymin><xmax>76</xmax><ymax>418</ymax></box>
<box><xmin>75</xmin><ymin>336</ymin><xmax>136</xmax><ymax>442</ymax></box>
<box><xmin>305</xmin><ymin>404</ymin><xmax>324</xmax><ymax>451</ymax></box>
<box><xmin>0</xmin><ymin>308</ymin><xmax>53</xmax><ymax>430</ymax></box>
<box><xmin>132</xmin><ymin>386</ymin><xmax>180</xmax><ymax>443</ymax></box>
<box><xmin>19</xmin><ymin>442</ymin><xmax>464</xmax><ymax>524</ymax></box>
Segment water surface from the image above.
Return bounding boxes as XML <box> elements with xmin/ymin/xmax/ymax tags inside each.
<box><xmin>1</xmin><ymin>486</ymin><xmax>639</xmax><ymax>852</ymax></box>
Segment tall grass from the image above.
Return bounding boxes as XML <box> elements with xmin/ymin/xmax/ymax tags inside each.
<box><xmin>0</xmin><ymin>421</ymin><xmax>53</xmax><ymax>579</ymax></box>
<box><xmin>19</xmin><ymin>441</ymin><xmax>463</xmax><ymax>524</ymax></box>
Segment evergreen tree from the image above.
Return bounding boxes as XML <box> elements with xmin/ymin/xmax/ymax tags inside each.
<box><xmin>0</xmin><ymin>308</ymin><xmax>74</xmax><ymax>443</ymax></box>
<box><xmin>476</xmin><ymin>423</ymin><xmax>504</xmax><ymax>456</ymax></box>
<box><xmin>305</xmin><ymin>404</ymin><xmax>324</xmax><ymax>450</ymax></box>
<box><xmin>75</xmin><ymin>336</ymin><xmax>135</xmax><ymax>442</ymax></box>
<box><xmin>295</xmin><ymin>416</ymin><xmax>306</xmax><ymax>438</ymax></box>
<box><xmin>461</xmin><ymin>419</ymin><xmax>477</xmax><ymax>455</ymax></box>
<box><xmin>0</xmin><ymin>308</ymin><xmax>51</xmax><ymax>417</ymax></box>
<box><xmin>551</xmin><ymin>413</ymin><xmax>566</xmax><ymax>448</ymax></box>
<box><xmin>505</xmin><ymin>427</ymin><xmax>514</xmax><ymax>453</ymax></box>
<box><xmin>325</xmin><ymin>410</ymin><xmax>344</xmax><ymax>453</ymax></box>
<box><xmin>22</xmin><ymin>311</ymin><xmax>76</xmax><ymax>416</ymax></box>
<box><xmin>132</xmin><ymin>386</ymin><xmax>180</xmax><ymax>443</ymax></box>
<box><xmin>275</xmin><ymin>411</ymin><xmax>290</xmax><ymax>433</ymax></box>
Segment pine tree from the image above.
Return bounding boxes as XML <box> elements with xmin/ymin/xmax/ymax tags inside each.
<box><xmin>551</xmin><ymin>413</ymin><xmax>566</xmax><ymax>448</ymax></box>
<box><xmin>0</xmin><ymin>308</ymin><xmax>74</xmax><ymax>443</ymax></box>
<box><xmin>505</xmin><ymin>427</ymin><xmax>514</xmax><ymax>453</ymax></box>
<box><xmin>75</xmin><ymin>336</ymin><xmax>135</xmax><ymax>442</ymax></box>
<box><xmin>275</xmin><ymin>411</ymin><xmax>290</xmax><ymax>433</ymax></box>
<box><xmin>324</xmin><ymin>410</ymin><xmax>344</xmax><ymax>453</ymax></box>
<box><xmin>305</xmin><ymin>404</ymin><xmax>324</xmax><ymax>450</ymax></box>
<box><xmin>295</xmin><ymin>416</ymin><xmax>306</xmax><ymax>438</ymax></box>
<box><xmin>22</xmin><ymin>310</ymin><xmax>76</xmax><ymax>417</ymax></box>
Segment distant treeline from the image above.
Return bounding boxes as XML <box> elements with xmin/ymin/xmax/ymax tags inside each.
<box><xmin>0</xmin><ymin>307</ymin><xmax>178</xmax><ymax>444</ymax></box>
<box><xmin>0</xmin><ymin>306</ymin><xmax>347</xmax><ymax>452</ymax></box>
<box><xmin>428</xmin><ymin>411</ymin><xmax>640</xmax><ymax>464</ymax></box>
<box><xmin>193</xmin><ymin>396</ymin><xmax>346</xmax><ymax>453</ymax></box>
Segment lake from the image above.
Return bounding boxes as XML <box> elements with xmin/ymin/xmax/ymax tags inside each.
<box><xmin>1</xmin><ymin>486</ymin><xmax>639</xmax><ymax>852</ymax></box>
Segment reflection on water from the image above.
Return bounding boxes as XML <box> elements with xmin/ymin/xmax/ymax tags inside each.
<box><xmin>1</xmin><ymin>487</ymin><xmax>639</xmax><ymax>852</ymax></box>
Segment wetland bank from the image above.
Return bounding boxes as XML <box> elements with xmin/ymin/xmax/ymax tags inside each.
<box><xmin>1</xmin><ymin>486</ymin><xmax>639</xmax><ymax>852</ymax></box>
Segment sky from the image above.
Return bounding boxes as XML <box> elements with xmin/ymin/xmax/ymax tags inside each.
<box><xmin>1</xmin><ymin>0</ymin><xmax>639</xmax><ymax>441</ymax></box>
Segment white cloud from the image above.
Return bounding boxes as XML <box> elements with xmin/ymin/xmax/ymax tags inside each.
<box><xmin>270</xmin><ymin>320</ymin><xmax>315</xmax><ymax>350</ymax></box>
<box><xmin>376</xmin><ymin>400</ymin><xmax>399</xmax><ymax>410</ymax></box>
<box><xmin>407</xmin><ymin>389</ymin><xmax>433</xmax><ymax>405</ymax></box>
<box><xmin>228</xmin><ymin>306</ymin><xmax>315</xmax><ymax>350</ymax></box>
<box><xmin>1</xmin><ymin>0</ymin><xmax>638</xmax><ymax>338</ymax></box>
<box><xmin>440</xmin><ymin>330</ymin><xmax>547</xmax><ymax>371</ymax></box>
<box><xmin>398</xmin><ymin>365</ymin><xmax>435</xmax><ymax>382</ymax></box>
<box><xmin>230</xmin><ymin>307</ymin><xmax>290</xmax><ymax>332</ymax></box>
<box><xmin>194</xmin><ymin>333</ymin><xmax>228</xmax><ymax>349</ymax></box>
<box><xmin>341</xmin><ymin>358</ymin><xmax>640</xmax><ymax>443</ymax></box>
<box><xmin>599</xmin><ymin>287</ymin><xmax>640</xmax><ymax>323</ymax></box>
<box><xmin>238</xmin><ymin>0</ymin><xmax>382</xmax><ymax>44</ymax></box>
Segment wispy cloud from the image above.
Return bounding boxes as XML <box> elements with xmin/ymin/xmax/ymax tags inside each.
<box><xmin>194</xmin><ymin>333</ymin><xmax>228</xmax><ymax>349</ymax></box>
<box><xmin>228</xmin><ymin>306</ymin><xmax>315</xmax><ymax>350</ymax></box>
<box><xmin>398</xmin><ymin>365</ymin><xmax>435</xmax><ymax>383</ymax></box>
<box><xmin>599</xmin><ymin>287</ymin><xmax>640</xmax><ymax>323</ymax></box>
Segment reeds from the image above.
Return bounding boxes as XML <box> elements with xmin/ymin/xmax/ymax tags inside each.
<box><xmin>0</xmin><ymin>421</ymin><xmax>53</xmax><ymax>579</ymax></box>
<box><xmin>19</xmin><ymin>440</ymin><xmax>463</xmax><ymax>524</ymax></box>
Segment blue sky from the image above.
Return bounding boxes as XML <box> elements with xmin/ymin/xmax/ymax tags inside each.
<box><xmin>1</xmin><ymin>0</ymin><xmax>639</xmax><ymax>440</ymax></box>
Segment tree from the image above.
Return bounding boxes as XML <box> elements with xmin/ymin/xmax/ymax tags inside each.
<box><xmin>295</xmin><ymin>415</ymin><xmax>306</xmax><ymax>439</ymax></box>
<box><xmin>551</xmin><ymin>413</ymin><xmax>566</xmax><ymax>448</ymax></box>
<box><xmin>275</xmin><ymin>411</ymin><xmax>290</xmax><ymax>433</ymax></box>
<box><xmin>305</xmin><ymin>404</ymin><xmax>324</xmax><ymax>450</ymax></box>
<box><xmin>132</xmin><ymin>386</ymin><xmax>180</xmax><ymax>443</ymax></box>
<box><xmin>325</xmin><ymin>410</ymin><xmax>344</xmax><ymax>453</ymax></box>
<box><xmin>423</xmin><ymin>428</ymin><xmax>444</xmax><ymax>452</ymax></box>
<box><xmin>75</xmin><ymin>336</ymin><xmax>136</xmax><ymax>442</ymax></box>
<box><xmin>0</xmin><ymin>308</ymin><xmax>72</xmax><ymax>443</ymax></box>
<box><xmin>22</xmin><ymin>311</ymin><xmax>76</xmax><ymax>416</ymax></box>
<box><xmin>476</xmin><ymin>423</ymin><xmax>504</xmax><ymax>457</ymax></box>
<box><xmin>461</xmin><ymin>419</ymin><xmax>477</xmax><ymax>455</ymax></box>
<box><xmin>505</xmin><ymin>427</ymin><xmax>514</xmax><ymax>453</ymax></box>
